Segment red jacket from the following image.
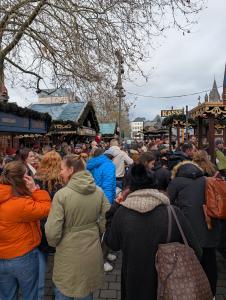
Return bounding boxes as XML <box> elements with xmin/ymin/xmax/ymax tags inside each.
<box><xmin>0</xmin><ymin>184</ymin><xmax>51</xmax><ymax>259</ymax></box>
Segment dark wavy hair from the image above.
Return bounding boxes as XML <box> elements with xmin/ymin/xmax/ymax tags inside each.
<box><xmin>138</xmin><ymin>152</ymin><xmax>156</xmax><ymax>165</ymax></box>
<box><xmin>17</xmin><ymin>148</ymin><xmax>32</xmax><ymax>163</ymax></box>
<box><xmin>128</xmin><ymin>163</ymin><xmax>157</xmax><ymax>192</ymax></box>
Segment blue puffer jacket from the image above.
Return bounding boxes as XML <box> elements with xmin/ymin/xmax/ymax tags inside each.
<box><xmin>87</xmin><ymin>155</ymin><xmax>116</xmax><ymax>204</ymax></box>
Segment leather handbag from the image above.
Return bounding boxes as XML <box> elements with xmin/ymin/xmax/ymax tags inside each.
<box><xmin>156</xmin><ymin>205</ymin><xmax>212</xmax><ymax>300</ymax></box>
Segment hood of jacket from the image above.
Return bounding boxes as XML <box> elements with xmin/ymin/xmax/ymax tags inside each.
<box><xmin>122</xmin><ymin>188</ymin><xmax>170</xmax><ymax>213</ymax></box>
<box><xmin>67</xmin><ymin>170</ymin><xmax>96</xmax><ymax>195</ymax></box>
<box><xmin>0</xmin><ymin>184</ymin><xmax>13</xmax><ymax>204</ymax></box>
<box><xmin>105</xmin><ymin>146</ymin><xmax>121</xmax><ymax>158</ymax></box>
<box><xmin>86</xmin><ymin>154</ymin><xmax>110</xmax><ymax>171</ymax></box>
<box><xmin>171</xmin><ymin>161</ymin><xmax>204</xmax><ymax>179</ymax></box>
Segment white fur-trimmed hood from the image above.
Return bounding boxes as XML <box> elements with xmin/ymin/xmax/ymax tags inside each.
<box><xmin>122</xmin><ymin>189</ymin><xmax>170</xmax><ymax>213</ymax></box>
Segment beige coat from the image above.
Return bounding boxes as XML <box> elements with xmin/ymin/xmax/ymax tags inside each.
<box><xmin>107</xmin><ymin>146</ymin><xmax>133</xmax><ymax>178</ymax></box>
<box><xmin>45</xmin><ymin>170</ymin><xmax>110</xmax><ymax>298</ymax></box>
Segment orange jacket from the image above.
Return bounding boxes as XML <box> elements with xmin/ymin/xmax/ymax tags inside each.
<box><xmin>0</xmin><ymin>184</ymin><xmax>51</xmax><ymax>259</ymax></box>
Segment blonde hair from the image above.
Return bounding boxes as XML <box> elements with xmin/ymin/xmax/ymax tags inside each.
<box><xmin>37</xmin><ymin>150</ymin><xmax>62</xmax><ymax>192</ymax></box>
<box><xmin>193</xmin><ymin>150</ymin><xmax>216</xmax><ymax>176</ymax></box>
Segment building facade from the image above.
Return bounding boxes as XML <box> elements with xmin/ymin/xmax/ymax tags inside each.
<box><xmin>130</xmin><ymin>117</ymin><xmax>145</xmax><ymax>139</ymax></box>
<box><xmin>38</xmin><ymin>88</ymin><xmax>79</xmax><ymax>104</ymax></box>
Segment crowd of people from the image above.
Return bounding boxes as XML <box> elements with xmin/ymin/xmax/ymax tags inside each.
<box><xmin>0</xmin><ymin>136</ymin><xmax>226</xmax><ymax>300</ymax></box>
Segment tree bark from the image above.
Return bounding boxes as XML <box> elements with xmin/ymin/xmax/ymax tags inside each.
<box><xmin>0</xmin><ymin>58</ymin><xmax>6</xmax><ymax>101</ymax></box>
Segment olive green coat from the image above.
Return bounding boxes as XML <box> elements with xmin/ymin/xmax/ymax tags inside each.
<box><xmin>45</xmin><ymin>170</ymin><xmax>110</xmax><ymax>298</ymax></box>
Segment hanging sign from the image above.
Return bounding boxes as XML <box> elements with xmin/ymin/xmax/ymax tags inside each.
<box><xmin>161</xmin><ymin>109</ymin><xmax>184</xmax><ymax>117</ymax></box>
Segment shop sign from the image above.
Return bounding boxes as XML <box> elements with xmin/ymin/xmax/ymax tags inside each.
<box><xmin>1</xmin><ymin>117</ymin><xmax>16</xmax><ymax>124</ymax></box>
<box><xmin>0</xmin><ymin>112</ymin><xmax>47</xmax><ymax>133</ymax></box>
<box><xmin>78</xmin><ymin>128</ymin><xmax>96</xmax><ymax>136</ymax></box>
<box><xmin>0</xmin><ymin>112</ymin><xmax>29</xmax><ymax>128</ymax></box>
<box><xmin>161</xmin><ymin>109</ymin><xmax>184</xmax><ymax>117</ymax></box>
<box><xmin>53</xmin><ymin>124</ymin><xmax>72</xmax><ymax>129</ymax></box>
<box><xmin>50</xmin><ymin>123</ymin><xmax>77</xmax><ymax>133</ymax></box>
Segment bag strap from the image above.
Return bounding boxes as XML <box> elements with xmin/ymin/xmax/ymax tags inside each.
<box><xmin>166</xmin><ymin>205</ymin><xmax>172</xmax><ymax>243</ymax></box>
<box><xmin>168</xmin><ymin>205</ymin><xmax>189</xmax><ymax>247</ymax></box>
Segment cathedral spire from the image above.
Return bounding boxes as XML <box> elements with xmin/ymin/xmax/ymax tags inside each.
<box><xmin>209</xmin><ymin>77</ymin><xmax>221</xmax><ymax>102</ymax></box>
<box><xmin>223</xmin><ymin>64</ymin><xmax>226</xmax><ymax>104</ymax></box>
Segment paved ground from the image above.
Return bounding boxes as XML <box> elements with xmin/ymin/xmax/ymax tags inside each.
<box><xmin>43</xmin><ymin>252</ymin><xmax>226</xmax><ymax>300</ymax></box>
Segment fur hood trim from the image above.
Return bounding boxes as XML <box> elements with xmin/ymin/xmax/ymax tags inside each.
<box><xmin>121</xmin><ymin>189</ymin><xmax>170</xmax><ymax>213</ymax></box>
<box><xmin>171</xmin><ymin>160</ymin><xmax>203</xmax><ymax>179</ymax></box>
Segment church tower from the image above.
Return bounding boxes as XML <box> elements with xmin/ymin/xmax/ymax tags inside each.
<box><xmin>209</xmin><ymin>78</ymin><xmax>221</xmax><ymax>102</ymax></box>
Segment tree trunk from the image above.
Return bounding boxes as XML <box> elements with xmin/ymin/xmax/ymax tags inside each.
<box><xmin>0</xmin><ymin>58</ymin><xmax>8</xmax><ymax>102</ymax></box>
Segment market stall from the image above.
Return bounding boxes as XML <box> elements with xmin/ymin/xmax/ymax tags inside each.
<box><xmin>30</xmin><ymin>101</ymin><xmax>99</xmax><ymax>145</ymax></box>
<box><xmin>0</xmin><ymin>102</ymin><xmax>51</xmax><ymax>153</ymax></box>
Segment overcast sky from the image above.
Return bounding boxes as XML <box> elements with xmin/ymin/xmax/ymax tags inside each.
<box><xmin>8</xmin><ymin>0</ymin><xmax>226</xmax><ymax>122</ymax></box>
<box><xmin>126</xmin><ymin>0</ymin><xmax>226</xmax><ymax>121</ymax></box>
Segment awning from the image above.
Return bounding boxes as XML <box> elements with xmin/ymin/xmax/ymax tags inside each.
<box><xmin>47</xmin><ymin>130</ymin><xmax>78</xmax><ymax>135</ymax></box>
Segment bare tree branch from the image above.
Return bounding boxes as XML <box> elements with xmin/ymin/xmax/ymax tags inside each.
<box><xmin>1</xmin><ymin>0</ymin><xmax>46</xmax><ymax>57</ymax></box>
<box><xmin>5</xmin><ymin>56</ymin><xmax>42</xmax><ymax>91</ymax></box>
<box><xmin>0</xmin><ymin>0</ymin><xmax>205</xmax><ymax>115</ymax></box>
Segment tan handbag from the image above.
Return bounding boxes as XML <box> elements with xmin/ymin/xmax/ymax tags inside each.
<box><xmin>156</xmin><ymin>205</ymin><xmax>212</xmax><ymax>300</ymax></box>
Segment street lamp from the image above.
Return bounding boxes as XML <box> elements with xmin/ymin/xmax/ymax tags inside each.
<box><xmin>115</xmin><ymin>50</ymin><xmax>125</xmax><ymax>142</ymax></box>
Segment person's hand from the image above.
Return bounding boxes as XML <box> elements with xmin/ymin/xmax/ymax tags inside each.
<box><xmin>116</xmin><ymin>193</ymin><xmax>124</xmax><ymax>204</ymax></box>
<box><xmin>116</xmin><ymin>188</ymin><xmax>130</xmax><ymax>204</ymax></box>
<box><xmin>24</xmin><ymin>175</ymin><xmax>36</xmax><ymax>192</ymax></box>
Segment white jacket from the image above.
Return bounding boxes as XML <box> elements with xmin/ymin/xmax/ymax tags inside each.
<box><xmin>106</xmin><ymin>146</ymin><xmax>133</xmax><ymax>178</ymax></box>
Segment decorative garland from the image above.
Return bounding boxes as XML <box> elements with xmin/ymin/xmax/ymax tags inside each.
<box><xmin>162</xmin><ymin>114</ymin><xmax>196</xmax><ymax>127</ymax></box>
<box><xmin>0</xmin><ymin>102</ymin><xmax>52</xmax><ymax>124</ymax></box>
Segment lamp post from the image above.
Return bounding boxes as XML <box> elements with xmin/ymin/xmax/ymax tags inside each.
<box><xmin>185</xmin><ymin>105</ymin><xmax>189</xmax><ymax>142</ymax></box>
<box><xmin>115</xmin><ymin>50</ymin><xmax>125</xmax><ymax>142</ymax></box>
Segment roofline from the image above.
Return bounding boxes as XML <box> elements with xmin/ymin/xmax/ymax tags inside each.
<box><xmin>76</xmin><ymin>101</ymin><xmax>99</xmax><ymax>132</ymax></box>
<box><xmin>76</xmin><ymin>102</ymin><xmax>88</xmax><ymax>122</ymax></box>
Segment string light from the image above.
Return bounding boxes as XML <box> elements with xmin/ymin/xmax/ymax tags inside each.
<box><xmin>126</xmin><ymin>85</ymin><xmax>223</xmax><ymax>100</ymax></box>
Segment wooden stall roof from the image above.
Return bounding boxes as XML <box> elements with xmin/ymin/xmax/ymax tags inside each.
<box><xmin>190</xmin><ymin>102</ymin><xmax>226</xmax><ymax>119</ymax></box>
<box><xmin>30</xmin><ymin>101</ymin><xmax>99</xmax><ymax>133</ymax></box>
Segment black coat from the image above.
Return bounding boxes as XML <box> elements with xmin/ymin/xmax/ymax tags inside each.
<box><xmin>167</xmin><ymin>163</ymin><xmax>219</xmax><ymax>248</ymax></box>
<box><xmin>36</xmin><ymin>179</ymin><xmax>62</xmax><ymax>253</ymax></box>
<box><xmin>104</xmin><ymin>202</ymin><xmax>201</xmax><ymax>300</ymax></box>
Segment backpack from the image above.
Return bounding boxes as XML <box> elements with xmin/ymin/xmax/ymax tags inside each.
<box><xmin>204</xmin><ymin>177</ymin><xmax>226</xmax><ymax>219</ymax></box>
<box><xmin>156</xmin><ymin>205</ymin><xmax>212</xmax><ymax>300</ymax></box>
<box><xmin>203</xmin><ymin>177</ymin><xmax>226</xmax><ymax>229</ymax></box>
